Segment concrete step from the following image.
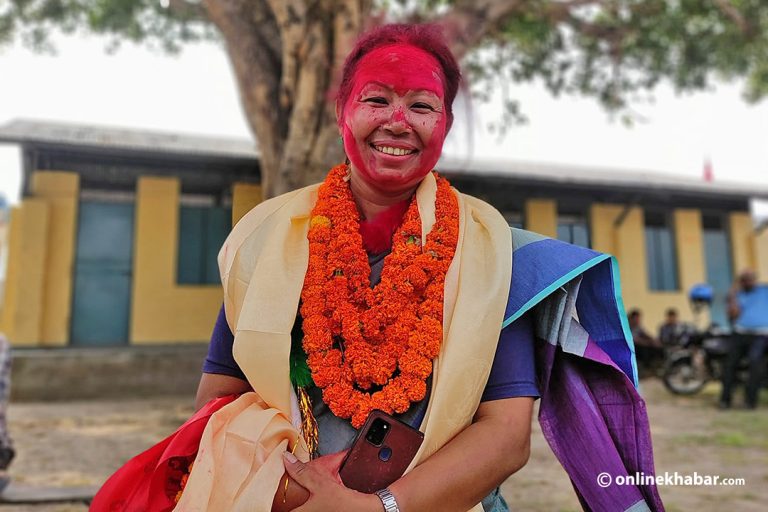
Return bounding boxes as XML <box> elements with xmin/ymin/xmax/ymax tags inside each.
<box><xmin>0</xmin><ymin>483</ymin><xmax>97</xmax><ymax>504</ymax></box>
<box><xmin>10</xmin><ymin>343</ymin><xmax>208</xmax><ymax>401</ymax></box>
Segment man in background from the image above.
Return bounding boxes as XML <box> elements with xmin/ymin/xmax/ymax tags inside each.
<box><xmin>658</xmin><ymin>307</ymin><xmax>682</xmax><ymax>347</ymax></box>
<box><xmin>0</xmin><ymin>334</ymin><xmax>13</xmax><ymax>492</ymax></box>
<box><xmin>628</xmin><ymin>309</ymin><xmax>663</xmax><ymax>375</ymax></box>
<box><xmin>720</xmin><ymin>270</ymin><xmax>768</xmax><ymax>409</ymax></box>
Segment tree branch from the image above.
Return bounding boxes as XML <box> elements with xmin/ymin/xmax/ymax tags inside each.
<box><xmin>167</xmin><ymin>0</ymin><xmax>208</xmax><ymax>20</ymax></box>
<box><xmin>434</xmin><ymin>0</ymin><xmax>526</xmax><ymax>60</ymax></box>
<box><xmin>712</xmin><ymin>0</ymin><xmax>753</xmax><ymax>36</ymax></box>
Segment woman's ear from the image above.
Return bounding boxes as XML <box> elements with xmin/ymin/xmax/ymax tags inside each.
<box><xmin>335</xmin><ymin>102</ymin><xmax>343</xmax><ymax>130</ymax></box>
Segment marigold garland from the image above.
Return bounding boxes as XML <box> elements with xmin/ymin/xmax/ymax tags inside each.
<box><xmin>301</xmin><ymin>164</ymin><xmax>459</xmax><ymax>428</ymax></box>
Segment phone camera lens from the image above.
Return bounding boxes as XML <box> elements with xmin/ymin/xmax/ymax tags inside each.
<box><xmin>365</xmin><ymin>418</ymin><xmax>390</xmax><ymax>446</ymax></box>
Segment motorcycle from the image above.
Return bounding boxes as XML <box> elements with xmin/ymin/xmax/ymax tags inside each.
<box><xmin>662</xmin><ymin>284</ymin><xmax>768</xmax><ymax>395</ymax></box>
<box><xmin>662</xmin><ymin>324</ymin><xmax>730</xmax><ymax>395</ymax></box>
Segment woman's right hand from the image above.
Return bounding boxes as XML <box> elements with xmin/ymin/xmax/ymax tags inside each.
<box><xmin>271</xmin><ymin>450</ymin><xmax>348</xmax><ymax>512</ymax></box>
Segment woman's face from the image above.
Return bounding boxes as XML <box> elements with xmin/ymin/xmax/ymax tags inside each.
<box><xmin>339</xmin><ymin>44</ymin><xmax>449</xmax><ymax>193</ymax></box>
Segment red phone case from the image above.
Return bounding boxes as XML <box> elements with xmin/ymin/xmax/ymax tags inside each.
<box><xmin>339</xmin><ymin>410</ymin><xmax>424</xmax><ymax>493</ymax></box>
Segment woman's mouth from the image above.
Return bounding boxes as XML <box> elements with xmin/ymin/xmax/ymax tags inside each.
<box><xmin>371</xmin><ymin>144</ymin><xmax>418</xmax><ymax>157</ymax></box>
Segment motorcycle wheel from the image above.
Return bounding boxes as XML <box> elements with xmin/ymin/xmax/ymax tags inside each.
<box><xmin>663</xmin><ymin>357</ymin><xmax>708</xmax><ymax>395</ymax></box>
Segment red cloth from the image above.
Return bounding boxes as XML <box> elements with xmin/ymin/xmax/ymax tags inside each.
<box><xmin>90</xmin><ymin>395</ymin><xmax>238</xmax><ymax>512</ymax></box>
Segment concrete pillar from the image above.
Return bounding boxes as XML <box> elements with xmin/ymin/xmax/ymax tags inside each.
<box><xmin>1</xmin><ymin>200</ymin><xmax>49</xmax><ymax>345</ymax></box>
<box><xmin>232</xmin><ymin>183</ymin><xmax>262</xmax><ymax>225</ymax></box>
<box><xmin>31</xmin><ymin>171</ymin><xmax>80</xmax><ymax>346</ymax></box>
<box><xmin>729</xmin><ymin>212</ymin><xmax>756</xmax><ymax>277</ymax></box>
<box><xmin>524</xmin><ymin>199</ymin><xmax>557</xmax><ymax>238</ymax></box>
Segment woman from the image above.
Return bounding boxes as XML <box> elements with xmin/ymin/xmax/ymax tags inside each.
<box><xmin>94</xmin><ymin>23</ymin><xmax>663</xmax><ymax>512</ymax></box>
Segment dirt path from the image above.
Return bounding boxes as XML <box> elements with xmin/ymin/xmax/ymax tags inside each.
<box><xmin>2</xmin><ymin>379</ymin><xmax>766</xmax><ymax>511</ymax></box>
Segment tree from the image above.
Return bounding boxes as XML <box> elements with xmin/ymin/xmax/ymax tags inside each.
<box><xmin>2</xmin><ymin>0</ymin><xmax>766</xmax><ymax>197</ymax></box>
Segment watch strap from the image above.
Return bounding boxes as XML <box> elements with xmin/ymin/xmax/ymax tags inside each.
<box><xmin>374</xmin><ymin>488</ymin><xmax>400</xmax><ymax>512</ymax></box>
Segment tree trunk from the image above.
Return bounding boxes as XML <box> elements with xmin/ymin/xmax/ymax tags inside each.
<box><xmin>203</xmin><ymin>0</ymin><xmax>370</xmax><ymax>198</ymax></box>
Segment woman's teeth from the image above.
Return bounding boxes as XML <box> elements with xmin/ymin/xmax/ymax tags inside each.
<box><xmin>373</xmin><ymin>145</ymin><xmax>416</xmax><ymax>156</ymax></box>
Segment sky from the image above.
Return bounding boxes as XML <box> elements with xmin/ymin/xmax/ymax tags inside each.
<box><xmin>1</xmin><ymin>33</ymin><xmax>767</xmax><ymax>213</ymax></box>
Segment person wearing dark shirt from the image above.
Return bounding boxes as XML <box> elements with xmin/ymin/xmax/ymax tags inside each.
<box><xmin>628</xmin><ymin>308</ymin><xmax>663</xmax><ymax>375</ymax></box>
<box><xmin>658</xmin><ymin>308</ymin><xmax>682</xmax><ymax>347</ymax></box>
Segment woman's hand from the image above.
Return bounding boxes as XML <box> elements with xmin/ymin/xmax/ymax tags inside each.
<box><xmin>282</xmin><ymin>451</ymin><xmax>380</xmax><ymax>512</ymax></box>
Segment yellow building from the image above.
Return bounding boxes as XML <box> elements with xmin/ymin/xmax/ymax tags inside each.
<box><xmin>1</xmin><ymin>120</ymin><xmax>767</xmax><ymax>348</ymax></box>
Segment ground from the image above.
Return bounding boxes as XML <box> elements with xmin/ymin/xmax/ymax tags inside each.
<box><xmin>2</xmin><ymin>379</ymin><xmax>767</xmax><ymax>511</ymax></box>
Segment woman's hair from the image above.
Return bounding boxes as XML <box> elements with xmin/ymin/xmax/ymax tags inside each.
<box><xmin>336</xmin><ymin>23</ymin><xmax>461</xmax><ymax>123</ymax></box>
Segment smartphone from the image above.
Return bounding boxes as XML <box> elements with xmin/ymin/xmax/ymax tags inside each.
<box><xmin>339</xmin><ymin>410</ymin><xmax>424</xmax><ymax>493</ymax></box>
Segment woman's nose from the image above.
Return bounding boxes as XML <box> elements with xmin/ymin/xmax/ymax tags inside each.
<box><xmin>383</xmin><ymin>108</ymin><xmax>412</xmax><ymax>134</ymax></box>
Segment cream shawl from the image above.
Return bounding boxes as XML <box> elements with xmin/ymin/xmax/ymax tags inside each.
<box><xmin>174</xmin><ymin>173</ymin><xmax>512</xmax><ymax>512</ymax></box>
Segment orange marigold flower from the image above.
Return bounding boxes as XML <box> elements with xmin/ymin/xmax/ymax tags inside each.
<box><xmin>301</xmin><ymin>164</ymin><xmax>458</xmax><ymax>425</ymax></box>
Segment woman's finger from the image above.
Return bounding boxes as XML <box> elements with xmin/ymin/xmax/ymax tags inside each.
<box><xmin>283</xmin><ymin>452</ymin><xmax>324</xmax><ymax>492</ymax></box>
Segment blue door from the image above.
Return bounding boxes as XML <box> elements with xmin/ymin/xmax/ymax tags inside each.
<box><xmin>70</xmin><ymin>202</ymin><xmax>134</xmax><ymax>346</ymax></box>
<box><xmin>703</xmin><ymin>226</ymin><xmax>733</xmax><ymax>328</ymax></box>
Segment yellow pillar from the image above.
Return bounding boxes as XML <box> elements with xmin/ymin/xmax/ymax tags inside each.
<box><xmin>729</xmin><ymin>212</ymin><xmax>756</xmax><ymax>277</ymax></box>
<box><xmin>30</xmin><ymin>172</ymin><xmax>79</xmax><ymax>346</ymax></box>
<box><xmin>673</xmin><ymin>209</ymin><xmax>705</xmax><ymax>292</ymax></box>
<box><xmin>755</xmin><ymin>227</ymin><xmax>768</xmax><ymax>281</ymax></box>
<box><xmin>589</xmin><ymin>203</ymin><xmax>624</xmax><ymax>255</ymax></box>
<box><xmin>232</xmin><ymin>183</ymin><xmax>262</xmax><ymax>225</ymax></box>
<box><xmin>524</xmin><ymin>199</ymin><xmax>557</xmax><ymax>238</ymax></box>
<box><xmin>131</xmin><ymin>176</ymin><xmax>223</xmax><ymax>343</ymax></box>
<box><xmin>612</xmin><ymin>206</ymin><xmax>647</xmax><ymax>307</ymax></box>
<box><xmin>1</xmin><ymin>200</ymin><xmax>49</xmax><ymax>345</ymax></box>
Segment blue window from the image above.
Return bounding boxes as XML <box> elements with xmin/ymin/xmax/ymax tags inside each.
<box><xmin>557</xmin><ymin>214</ymin><xmax>590</xmax><ymax>247</ymax></box>
<box><xmin>645</xmin><ymin>211</ymin><xmax>679</xmax><ymax>291</ymax></box>
<box><xmin>177</xmin><ymin>205</ymin><xmax>232</xmax><ymax>285</ymax></box>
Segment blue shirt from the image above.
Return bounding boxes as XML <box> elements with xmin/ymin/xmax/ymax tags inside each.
<box><xmin>203</xmin><ymin>304</ymin><xmax>540</xmax><ymax>403</ymax></box>
<box><xmin>735</xmin><ymin>284</ymin><xmax>768</xmax><ymax>331</ymax></box>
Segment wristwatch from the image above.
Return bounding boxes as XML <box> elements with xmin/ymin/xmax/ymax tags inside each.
<box><xmin>374</xmin><ymin>488</ymin><xmax>400</xmax><ymax>512</ymax></box>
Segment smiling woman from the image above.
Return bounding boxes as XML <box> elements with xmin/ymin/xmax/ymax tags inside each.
<box><xmin>93</xmin><ymin>23</ymin><xmax>663</xmax><ymax>512</ymax></box>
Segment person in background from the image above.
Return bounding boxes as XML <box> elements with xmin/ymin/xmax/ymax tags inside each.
<box><xmin>628</xmin><ymin>309</ymin><xmax>663</xmax><ymax>373</ymax></box>
<box><xmin>720</xmin><ymin>270</ymin><xmax>768</xmax><ymax>409</ymax></box>
<box><xmin>658</xmin><ymin>307</ymin><xmax>682</xmax><ymax>347</ymax></box>
<box><xmin>0</xmin><ymin>334</ymin><xmax>14</xmax><ymax>493</ymax></box>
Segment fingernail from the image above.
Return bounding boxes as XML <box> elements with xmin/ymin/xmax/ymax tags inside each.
<box><xmin>283</xmin><ymin>451</ymin><xmax>298</xmax><ymax>463</ymax></box>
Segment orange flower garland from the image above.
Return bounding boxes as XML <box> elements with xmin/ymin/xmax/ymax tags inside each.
<box><xmin>301</xmin><ymin>164</ymin><xmax>459</xmax><ymax>428</ymax></box>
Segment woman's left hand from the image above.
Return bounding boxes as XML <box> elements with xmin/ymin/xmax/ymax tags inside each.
<box><xmin>282</xmin><ymin>451</ymin><xmax>380</xmax><ymax>512</ymax></box>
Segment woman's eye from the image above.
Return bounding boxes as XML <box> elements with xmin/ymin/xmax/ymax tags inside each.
<box><xmin>412</xmin><ymin>102</ymin><xmax>435</xmax><ymax>111</ymax></box>
<box><xmin>363</xmin><ymin>97</ymin><xmax>388</xmax><ymax>105</ymax></box>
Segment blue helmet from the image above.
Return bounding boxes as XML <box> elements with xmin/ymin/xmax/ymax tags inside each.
<box><xmin>689</xmin><ymin>283</ymin><xmax>713</xmax><ymax>304</ymax></box>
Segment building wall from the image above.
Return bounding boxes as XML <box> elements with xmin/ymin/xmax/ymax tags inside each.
<box><xmin>2</xmin><ymin>168</ymin><xmax>768</xmax><ymax>346</ymax></box>
<box><xmin>1</xmin><ymin>171</ymin><xmax>263</xmax><ymax>347</ymax></box>
<box><xmin>130</xmin><ymin>176</ymin><xmax>224</xmax><ymax>343</ymax></box>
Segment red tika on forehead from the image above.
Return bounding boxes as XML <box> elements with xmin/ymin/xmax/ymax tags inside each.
<box><xmin>348</xmin><ymin>43</ymin><xmax>446</xmax><ymax>100</ymax></box>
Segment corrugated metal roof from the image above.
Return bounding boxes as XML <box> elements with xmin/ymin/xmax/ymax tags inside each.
<box><xmin>438</xmin><ymin>155</ymin><xmax>768</xmax><ymax>199</ymax></box>
<box><xmin>0</xmin><ymin>119</ymin><xmax>258</xmax><ymax>159</ymax></box>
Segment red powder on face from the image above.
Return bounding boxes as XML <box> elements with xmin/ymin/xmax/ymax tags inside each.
<box><xmin>340</xmin><ymin>44</ymin><xmax>449</xmax><ymax>192</ymax></box>
<box><xmin>346</xmin><ymin>44</ymin><xmax>445</xmax><ymax>101</ymax></box>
